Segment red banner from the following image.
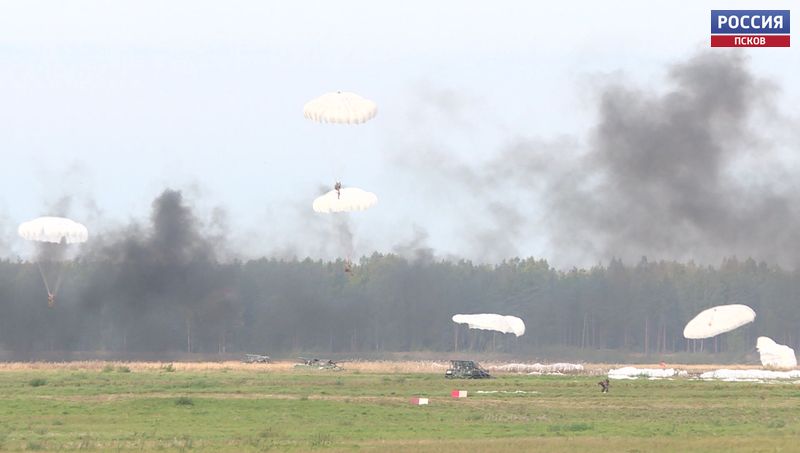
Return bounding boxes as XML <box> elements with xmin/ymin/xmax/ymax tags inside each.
<box><xmin>711</xmin><ymin>35</ymin><xmax>790</xmax><ymax>47</ymax></box>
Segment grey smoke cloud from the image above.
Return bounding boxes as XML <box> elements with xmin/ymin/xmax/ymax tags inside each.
<box><xmin>398</xmin><ymin>51</ymin><xmax>800</xmax><ymax>268</ymax></box>
<box><xmin>79</xmin><ymin>189</ymin><xmax>231</xmax><ymax>351</ymax></box>
<box><xmin>549</xmin><ymin>51</ymin><xmax>797</xmax><ymax>266</ymax></box>
<box><xmin>392</xmin><ymin>225</ymin><xmax>435</xmax><ymax>263</ymax></box>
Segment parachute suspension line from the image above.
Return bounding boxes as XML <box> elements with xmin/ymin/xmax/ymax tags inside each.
<box><xmin>36</xmin><ymin>261</ymin><xmax>52</xmax><ymax>295</ymax></box>
<box><xmin>52</xmin><ymin>264</ymin><xmax>66</xmax><ymax>298</ymax></box>
<box><xmin>36</xmin><ymin>261</ymin><xmax>55</xmax><ymax>308</ymax></box>
<box><xmin>344</xmin><ymin>252</ymin><xmax>353</xmax><ymax>274</ymax></box>
<box><xmin>332</xmin><ymin>139</ymin><xmax>345</xmax><ymax>195</ymax></box>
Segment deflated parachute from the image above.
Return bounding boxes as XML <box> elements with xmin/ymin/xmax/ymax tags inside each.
<box><xmin>683</xmin><ymin>304</ymin><xmax>756</xmax><ymax>339</ymax></box>
<box><xmin>757</xmin><ymin>336</ymin><xmax>797</xmax><ymax>369</ymax></box>
<box><xmin>313</xmin><ymin>186</ymin><xmax>378</xmax><ymax>213</ymax></box>
<box><xmin>452</xmin><ymin>314</ymin><xmax>526</xmax><ymax>337</ymax></box>
<box><xmin>18</xmin><ymin>217</ymin><xmax>88</xmax><ymax>244</ymax></box>
<box><xmin>303</xmin><ymin>91</ymin><xmax>377</xmax><ymax>124</ymax></box>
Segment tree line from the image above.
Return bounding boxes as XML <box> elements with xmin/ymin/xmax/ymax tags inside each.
<box><xmin>0</xmin><ymin>254</ymin><xmax>797</xmax><ymax>360</ymax></box>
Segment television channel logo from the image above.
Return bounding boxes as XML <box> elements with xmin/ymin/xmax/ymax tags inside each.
<box><xmin>711</xmin><ymin>10</ymin><xmax>790</xmax><ymax>47</ymax></box>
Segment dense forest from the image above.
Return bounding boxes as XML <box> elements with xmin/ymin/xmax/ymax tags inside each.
<box><xmin>1</xmin><ymin>253</ymin><xmax>798</xmax><ymax>360</ymax></box>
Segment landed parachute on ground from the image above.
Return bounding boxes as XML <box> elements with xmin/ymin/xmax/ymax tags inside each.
<box><xmin>303</xmin><ymin>91</ymin><xmax>377</xmax><ymax>124</ymax></box>
<box><xmin>452</xmin><ymin>314</ymin><xmax>526</xmax><ymax>337</ymax></box>
<box><xmin>18</xmin><ymin>216</ymin><xmax>88</xmax><ymax>308</ymax></box>
<box><xmin>313</xmin><ymin>184</ymin><xmax>377</xmax><ymax>213</ymax></box>
<box><xmin>683</xmin><ymin>304</ymin><xmax>756</xmax><ymax>339</ymax></box>
<box><xmin>756</xmin><ymin>336</ymin><xmax>797</xmax><ymax>369</ymax></box>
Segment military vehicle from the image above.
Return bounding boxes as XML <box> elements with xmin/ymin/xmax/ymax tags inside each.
<box><xmin>445</xmin><ymin>360</ymin><xmax>491</xmax><ymax>379</ymax></box>
<box><xmin>295</xmin><ymin>357</ymin><xmax>346</xmax><ymax>371</ymax></box>
<box><xmin>242</xmin><ymin>354</ymin><xmax>271</xmax><ymax>364</ymax></box>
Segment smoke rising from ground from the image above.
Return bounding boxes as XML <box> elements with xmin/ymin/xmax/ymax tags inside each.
<box><xmin>79</xmin><ymin>189</ymin><xmax>233</xmax><ymax>352</ymax></box>
<box><xmin>4</xmin><ymin>52</ymin><xmax>800</xmax><ymax>357</ymax></box>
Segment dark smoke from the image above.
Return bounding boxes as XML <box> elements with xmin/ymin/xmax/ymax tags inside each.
<box><xmin>392</xmin><ymin>225</ymin><xmax>435</xmax><ymax>262</ymax></box>
<box><xmin>547</xmin><ymin>52</ymin><xmax>798</xmax><ymax>266</ymax></box>
<box><xmin>81</xmin><ymin>189</ymin><xmax>233</xmax><ymax>352</ymax></box>
<box><xmin>399</xmin><ymin>52</ymin><xmax>800</xmax><ymax>268</ymax></box>
<box><xmin>310</xmin><ymin>183</ymin><xmax>355</xmax><ymax>260</ymax></box>
<box><xmin>333</xmin><ymin>215</ymin><xmax>355</xmax><ymax>259</ymax></box>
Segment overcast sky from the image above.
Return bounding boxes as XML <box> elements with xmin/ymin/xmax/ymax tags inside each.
<box><xmin>1</xmin><ymin>1</ymin><xmax>798</xmax><ymax>267</ymax></box>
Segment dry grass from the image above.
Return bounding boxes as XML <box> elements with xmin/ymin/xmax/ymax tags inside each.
<box><xmin>0</xmin><ymin>360</ymin><xmax>449</xmax><ymax>374</ymax></box>
<box><xmin>0</xmin><ymin>360</ymin><xmax>785</xmax><ymax>375</ymax></box>
<box><xmin>0</xmin><ymin>359</ymin><xmax>456</xmax><ymax>374</ymax></box>
<box><xmin>0</xmin><ymin>360</ymin><xmax>277</xmax><ymax>372</ymax></box>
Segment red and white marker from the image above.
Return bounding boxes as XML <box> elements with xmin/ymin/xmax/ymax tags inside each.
<box><xmin>451</xmin><ymin>390</ymin><xmax>468</xmax><ymax>398</ymax></box>
<box><xmin>410</xmin><ymin>397</ymin><xmax>429</xmax><ymax>405</ymax></box>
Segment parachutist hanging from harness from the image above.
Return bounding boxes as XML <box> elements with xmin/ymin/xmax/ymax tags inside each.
<box><xmin>334</xmin><ymin>181</ymin><xmax>342</xmax><ymax>199</ymax></box>
<box><xmin>38</xmin><ymin>261</ymin><xmax>62</xmax><ymax>309</ymax></box>
<box><xmin>343</xmin><ymin>253</ymin><xmax>353</xmax><ymax>274</ymax></box>
<box><xmin>19</xmin><ymin>217</ymin><xmax>88</xmax><ymax>309</ymax></box>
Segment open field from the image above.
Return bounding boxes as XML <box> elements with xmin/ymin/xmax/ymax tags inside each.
<box><xmin>0</xmin><ymin>361</ymin><xmax>798</xmax><ymax>452</ymax></box>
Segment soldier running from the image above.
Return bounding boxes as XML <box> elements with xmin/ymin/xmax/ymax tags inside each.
<box><xmin>598</xmin><ymin>378</ymin><xmax>610</xmax><ymax>393</ymax></box>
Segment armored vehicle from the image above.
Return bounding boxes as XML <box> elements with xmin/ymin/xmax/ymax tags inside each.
<box><xmin>445</xmin><ymin>360</ymin><xmax>491</xmax><ymax>379</ymax></box>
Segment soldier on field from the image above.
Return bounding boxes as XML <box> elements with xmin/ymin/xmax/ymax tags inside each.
<box><xmin>598</xmin><ymin>378</ymin><xmax>610</xmax><ymax>393</ymax></box>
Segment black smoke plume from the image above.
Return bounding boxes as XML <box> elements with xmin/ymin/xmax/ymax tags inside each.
<box><xmin>80</xmin><ymin>189</ymin><xmax>234</xmax><ymax>352</ymax></box>
<box><xmin>399</xmin><ymin>52</ymin><xmax>800</xmax><ymax>267</ymax></box>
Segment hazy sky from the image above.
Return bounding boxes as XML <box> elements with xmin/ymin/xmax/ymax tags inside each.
<box><xmin>1</xmin><ymin>1</ymin><xmax>798</xmax><ymax>267</ymax></box>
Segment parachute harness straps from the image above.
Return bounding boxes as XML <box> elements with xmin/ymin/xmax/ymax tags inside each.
<box><xmin>37</xmin><ymin>261</ymin><xmax>64</xmax><ymax>308</ymax></box>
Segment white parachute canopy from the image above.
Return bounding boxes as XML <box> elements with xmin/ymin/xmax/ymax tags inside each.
<box><xmin>452</xmin><ymin>314</ymin><xmax>526</xmax><ymax>337</ymax></box>
<box><xmin>313</xmin><ymin>187</ymin><xmax>378</xmax><ymax>213</ymax></box>
<box><xmin>18</xmin><ymin>217</ymin><xmax>89</xmax><ymax>244</ymax></box>
<box><xmin>757</xmin><ymin>336</ymin><xmax>797</xmax><ymax>369</ymax></box>
<box><xmin>303</xmin><ymin>91</ymin><xmax>377</xmax><ymax>124</ymax></box>
<box><xmin>683</xmin><ymin>304</ymin><xmax>756</xmax><ymax>339</ymax></box>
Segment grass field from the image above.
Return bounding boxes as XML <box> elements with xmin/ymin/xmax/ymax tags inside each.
<box><xmin>0</xmin><ymin>361</ymin><xmax>798</xmax><ymax>452</ymax></box>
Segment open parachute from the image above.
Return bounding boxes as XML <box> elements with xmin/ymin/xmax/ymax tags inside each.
<box><xmin>757</xmin><ymin>336</ymin><xmax>797</xmax><ymax>369</ymax></box>
<box><xmin>304</xmin><ymin>91</ymin><xmax>377</xmax><ymax>273</ymax></box>
<box><xmin>18</xmin><ymin>216</ymin><xmax>88</xmax><ymax>308</ymax></box>
<box><xmin>18</xmin><ymin>217</ymin><xmax>88</xmax><ymax>244</ymax></box>
<box><xmin>452</xmin><ymin>314</ymin><xmax>526</xmax><ymax>337</ymax></box>
<box><xmin>313</xmin><ymin>186</ymin><xmax>378</xmax><ymax>213</ymax></box>
<box><xmin>683</xmin><ymin>304</ymin><xmax>756</xmax><ymax>339</ymax></box>
<box><xmin>303</xmin><ymin>91</ymin><xmax>377</xmax><ymax>124</ymax></box>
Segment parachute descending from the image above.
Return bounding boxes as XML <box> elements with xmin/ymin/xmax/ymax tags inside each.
<box><xmin>303</xmin><ymin>91</ymin><xmax>377</xmax><ymax>124</ymax></box>
<box><xmin>304</xmin><ymin>91</ymin><xmax>377</xmax><ymax>274</ymax></box>
<box><xmin>452</xmin><ymin>314</ymin><xmax>526</xmax><ymax>337</ymax></box>
<box><xmin>683</xmin><ymin>304</ymin><xmax>756</xmax><ymax>339</ymax></box>
<box><xmin>18</xmin><ymin>217</ymin><xmax>88</xmax><ymax>244</ymax></box>
<box><xmin>757</xmin><ymin>336</ymin><xmax>797</xmax><ymax>369</ymax></box>
<box><xmin>313</xmin><ymin>185</ymin><xmax>378</xmax><ymax>213</ymax></box>
<box><xmin>18</xmin><ymin>216</ymin><xmax>88</xmax><ymax>308</ymax></box>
